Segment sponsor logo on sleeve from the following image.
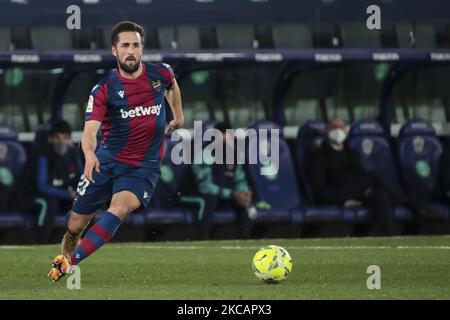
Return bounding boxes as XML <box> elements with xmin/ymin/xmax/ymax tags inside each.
<box><xmin>86</xmin><ymin>95</ymin><xmax>94</xmax><ymax>113</ymax></box>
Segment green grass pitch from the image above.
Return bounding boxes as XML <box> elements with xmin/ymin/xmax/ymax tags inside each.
<box><xmin>1</xmin><ymin>236</ymin><xmax>449</xmax><ymax>299</ymax></box>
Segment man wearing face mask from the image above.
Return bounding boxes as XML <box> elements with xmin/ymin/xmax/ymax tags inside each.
<box><xmin>310</xmin><ymin>117</ymin><xmax>436</xmax><ymax>236</ymax></box>
<box><xmin>35</xmin><ymin>120</ymin><xmax>82</xmax><ymax>244</ymax></box>
<box><xmin>188</xmin><ymin>122</ymin><xmax>254</xmax><ymax>240</ymax></box>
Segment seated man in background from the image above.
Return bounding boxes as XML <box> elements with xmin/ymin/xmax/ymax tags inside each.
<box><xmin>190</xmin><ymin>122</ymin><xmax>253</xmax><ymax>240</ymax></box>
<box><xmin>34</xmin><ymin>120</ymin><xmax>82</xmax><ymax>243</ymax></box>
<box><xmin>310</xmin><ymin>117</ymin><xmax>436</xmax><ymax>236</ymax></box>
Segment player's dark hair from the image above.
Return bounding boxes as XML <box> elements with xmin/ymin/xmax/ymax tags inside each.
<box><xmin>111</xmin><ymin>21</ymin><xmax>145</xmax><ymax>46</ymax></box>
<box><xmin>49</xmin><ymin>120</ymin><xmax>72</xmax><ymax>136</ymax></box>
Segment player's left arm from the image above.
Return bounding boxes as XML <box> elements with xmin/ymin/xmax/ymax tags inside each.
<box><xmin>164</xmin><ymin>80</ymin><xmax>184</xmax><ymax>134</ymax></box>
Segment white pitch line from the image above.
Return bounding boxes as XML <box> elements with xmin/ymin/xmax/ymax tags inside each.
<box><xmin>396</xmin><ymin>246</ymin><xmax>450</xmax><ymax>250</ymax></box>
<box><xmin>113</xmin><ymin>245</ymin><xmax>450</xmax><ymax>250</ymax></box>
<box><xmin>0</xmin><ymin>245</ymin><xmax>449</xmax><ymax>250</ymax></box>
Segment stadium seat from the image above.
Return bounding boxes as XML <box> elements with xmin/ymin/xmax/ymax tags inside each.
<box><xmin>272</xmin><ymin>24</ymin><xmax>313</xmax><ymax>49</ymax></box>
<box><xmin>0</xmin><ymin>124</ymin><xmax>27</xmax><ymax>182</ymax></box>
<box><xmin>415</xmin><ymin>24</ymin><xmax>438</xmax><ymax>48</ymax></box>
<box><xmin>0</xmin><ymin>212</ymin><xmax>26</xmax><ymax>227</ymax></box>
<box><xmin>396</xmin><ymin>23</ymin><xmax>415</xmax><ymax>48</ymax></box>
<box><xmin>151</xmin><ymin>29</ymin><xmax>164</xmax><ymax>50</ymax></box>
<box><xmin>98</xmin><ymin>25</ymin><xmax>113</xmax><ymax>49</ymax></box>
<box><xmin>436</xmin><ymin>24</ymin><xmax>450</xmax><ymax>48</ymax></box>
<box><xmin>33</xmin><ymin>122</ymin><xmax>52</xmax><ymax>151</ymax></box>
<box><xmin>0</xmin><ymin>124</ymin><xmax>27</xmax><ymax>226</ymax></box>
<box><xmin>0</xmin><ymin>140</ymin><xmax>27</xmax><ymax>184</ymax></box>
<box><xmin>397</xmin><ymin>118</ymin><xmax>448</xmax><ymax>219</ymax></box>
<box><xmin>176</xmin><ymin>25</ymin><xmax>201</xmax><ymax>50</ymax></box>
<box><xmin>10</xmin><ymin>27</ymin><xmax>32</xmax><ymax>50</ymax></box>
<box><xmin>347</xmin><ymin>120</ymin><xmax>412</xmax><ymax>221</ymax></box>
<box><xmin>72</xmin><ymin>27</ymin><xmax>96</xmax><ymax>49</ymax></box>
<box><xmin>293</xmin><ymin>120</ymin><xmax>347</xmax><ymax>223</ymax></box>
<box><xmin>0</xmin><ymin>124</ymin><xmax>19</xmax><ymax>141</ymax></box>
<box><xmin>255</xmin><ymin>24</ymin><xmax>274</xmax><ymax>49</ymax></box>
<box><xmin>158</xmin><ymin>26</ymin><xmax>176</xmax><ymax>50</ymax></box>
<box><xmin>245</xmin><ymin>120</ymin><xmax>299</xmax><ymax>222</ymax></box>
<box><xmin>340</xmin><ymin>22</ymin><xmax>382</xmax><ymax>48</ymax></box>
<box><xmin>0</xmin><ymin>28</ymin><xmax>11</xmax><ymax>50</ymax></box>
<box><xmin>314</xmin><ymin>24</ymin><xmax>339</xmax><ymax>48</ymax></box>
<box><xmin>348</xmin><ymin>120</ymin><xmax>401</xmax><ymax>187</ymax></box>
<box><xmin>216</xmin><ymin>25</ymin><xmax>256</xmax><ymax>49</ymax></box>
<box><xmin>30</xmin><ymin>27</ymin><xmax>72</xmax><ymax>50</ymax></box>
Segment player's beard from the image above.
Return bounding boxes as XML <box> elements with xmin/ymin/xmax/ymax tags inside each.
<box><xmin>118</xmin><ymin>57</ymin><xmax>141</xmax><ymax>74</ymax></box>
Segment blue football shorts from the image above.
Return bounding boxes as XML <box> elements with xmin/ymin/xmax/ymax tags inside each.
<box><xmin>72</xmin><ymin>154</ymin><xmax>160</xmax><ymax>215</ymax></box>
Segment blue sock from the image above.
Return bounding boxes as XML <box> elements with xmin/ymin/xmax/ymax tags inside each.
<box><xmin>70</xmin><ymin>211</ymin><xmax>122</xmax><ymax>265</ymax></box>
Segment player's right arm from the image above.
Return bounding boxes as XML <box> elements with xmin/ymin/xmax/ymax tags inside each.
<box><xmin>81</xmin><ymin>120</ymin><xmax>101</xmax><ymax>183</ymax></box>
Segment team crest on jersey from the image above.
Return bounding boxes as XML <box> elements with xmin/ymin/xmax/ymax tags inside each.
<box><xmin>152</xmin><ymin>80</ymin><xmax>161</xmax><ymax>92</ymax></box>
<box><xmin>86</xmin><ymin>95</ymin><xmax>94</xmax><ymax>112</ymax></box>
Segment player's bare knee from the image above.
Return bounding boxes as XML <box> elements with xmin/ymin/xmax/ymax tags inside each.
<box><xmin>66</xmin><ymin>220</ymin><xmax>84</xmax><ymax>235</ymax></box>
<box><xmin>66</xmin><ymin>211</ymin><xmax>90</xmax><ymax>235</ymax></box>
<box><xmin>108</xmin><ymin>203</ymin><xmax>131</xmax><ymax>218</ymax></box>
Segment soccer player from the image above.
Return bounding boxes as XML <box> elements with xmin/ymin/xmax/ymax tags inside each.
<box><xmin>48</xmin><ymin>21</ymin><xmax>183</xmax><ymax>281</ymax></box>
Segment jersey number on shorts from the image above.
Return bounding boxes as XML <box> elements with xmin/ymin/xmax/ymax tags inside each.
<box><xmin>77</xmin><ymin>175</ymin><xmax>90</xmax><ymax>196</ymax></box>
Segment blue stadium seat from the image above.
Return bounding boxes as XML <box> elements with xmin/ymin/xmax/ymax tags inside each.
<box><xmin>53</xmin><ymin>214</ymin><xmax>68</xmax><ymax>228</ymax></box>
<box><xmin>245</xmin><ymin>120</ymin><xmax>298</xmax><ymax>222</ymax></box>
<box><xmin>0</xmin><ymin>141</ymin><xmax>26</xmax><ymax>182</ymax></box>
<box><xmin>0</xmin><ymin>28</ymin><xmax>11</xmax><ymax>50</ymax></box>
<box><xmin>33</xmin><ymin>122</ymin><xmax>52</xmax><ymax>151</ymax></box>
<box><xmin>145</xmin><ymin>208</ymin><xmax>191</xmax><ymax>224</ymax></box>
<box><xmin>348</xmin><ymin>120</ymin><xmax>412</xmax><ymax>221</ymax></box>
<box><xmin>397</xmin><ymin>118</ymin><xmax>448</xmax><ymax>219</ymax></box>
<box><xmin>0</xmin><ymin>124</ymin><xmax>27</xmax><ymax>227</ymax></box>
<box><xmin>293</xmin><ymin>120</ymin><xmax>345</xmax><ymax>223</ymax></box>
<box><xmin>0</xmin><ymin>125</ymin><xmax>27</xmax><ymax>192</ymax></box>
<box><xmin>0</xmin><ymin>124</ymin><xmax>19</xmax><ymax>141</ymax></box>
<box><xmin>0</xmin><ymin>212</ymin><xmax>26</xmax><ymax>227</ymax></box>
<box><xmin>216</xmin><ymin>24</ymin><xmax>256</xmax><ymax>49</ymax></box>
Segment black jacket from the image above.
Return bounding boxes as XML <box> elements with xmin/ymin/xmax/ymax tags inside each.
<box><xmin>309</xmin><ymin>141</ymin><xmax>372</xmax><ymax>205</ymax></box>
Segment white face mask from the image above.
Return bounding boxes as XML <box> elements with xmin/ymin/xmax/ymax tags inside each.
<box><xmin>328</xmin><ymin>128</ymin><xmax>347</xmax><ymax>144</ymax></box>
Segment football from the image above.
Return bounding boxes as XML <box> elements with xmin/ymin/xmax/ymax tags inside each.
<box><xmin>252</xmin><ymin>245</ymin><xmax>293</xmax><ymax>283</ymax></box>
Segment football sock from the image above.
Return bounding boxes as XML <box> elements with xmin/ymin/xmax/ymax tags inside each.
<box><xmin>70</xmin><ymin>211</ymin><xmax>122</xmax><ymax>265</ymax></box>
